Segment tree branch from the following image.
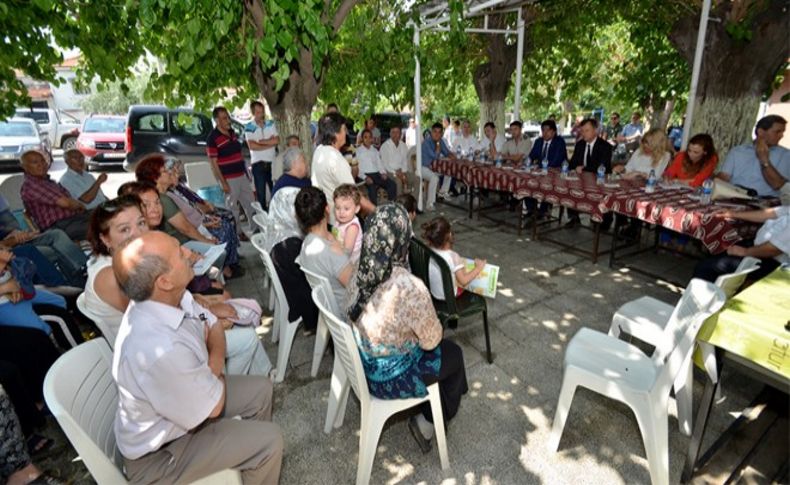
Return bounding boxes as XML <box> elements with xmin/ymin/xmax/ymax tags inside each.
<box><xmin>332</xmin><ymin>0</ymin><xmax>360</xmax><ymax>34</ymax></box>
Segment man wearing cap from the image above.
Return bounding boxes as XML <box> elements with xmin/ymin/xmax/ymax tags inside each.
<box><xmin>59</xmin><ymin>149</ymin><xmax>108</xmax><ymax>210</ymax></box>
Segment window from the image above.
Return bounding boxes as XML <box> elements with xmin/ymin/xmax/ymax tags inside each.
<box><xmin>134</xmin><ymin>113</ymin><xmax>166</xmax><ymax>132</ymax></box>
<box><xmin>15</xmin><ymin>110</ymin><xmax>49</xmax><ymax>124</ymax></box>
<box><xmin>171</xmin><ymin>113</ymin><xmax>210</xmax><ymax>137</ymax></box>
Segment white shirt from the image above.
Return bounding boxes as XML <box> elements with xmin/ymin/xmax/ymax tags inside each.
<box><xmin>379</xmin><ymin>138</ymin><xmax>409</xmax><ymax>174</ymax></box>
<box><xmin>311</xmin><ymin>144</ymin><xmax>355</xmax><ymax>224</ymax></box>
<box><xmin>58</xmin><ymin>168</ymin><xmax>107</xmax><ymax>210</ymax></box>
<box><xmin>479</xmin><ymin>133</ymin><xmax>506</xmax><ymax>154</ymax></box>
<box><xmin>356</xmin><ymin>144</ymin><xmax>384</xmax><ymax>175</ymax></box>
<box><xmin>245</xmin><ymin>120</ymin><xmax>278</xmax><ymax>163</ymax></box>
<box><xmin>583</xmin><ymin>138</ymin><xmax>597</xmax><ymax>165</ymax></box>
<box><xmin>82</xmin><ymin>255</ymin><xmax>124</xmax><ymax>346</ymax></box>
<box><xmin>625</xmin><ymin>148</ymin><xmax>671</xmax><ymax>178</ymax></box>
<box><xmin>405</xmin><ymin>127</ymin><xmax>417</xmax><ymax>148</ymax></box>
<box><xmin>456</xmin><ymin>135</ymin><xmax>479</xmax><ymax>154</ymax></box>
<box><xmin>428</xmin><ymin>248</ymin><xmax>464</xmax><ymax>300</ymax></box>
<box><xmin>755</xmin><ymin>206</ymin><xmax>790</xmax><ymax>265</ymax></box>
<box><xmin>112</xmin><ymin>291</ymin><xmax>223</xmax><ymax>459</ymax></box>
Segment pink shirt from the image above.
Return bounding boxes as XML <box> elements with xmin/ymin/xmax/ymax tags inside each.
<box><xmin>334</xmin><ymin>216</ymin><xmax>362</xmax><ymax>260</ymax></box>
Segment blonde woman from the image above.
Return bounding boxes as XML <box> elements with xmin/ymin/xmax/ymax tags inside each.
<box><xmin>613</xmin><ymin>128</ymin><xmax>673</xmax><ymax>180</ymax></box>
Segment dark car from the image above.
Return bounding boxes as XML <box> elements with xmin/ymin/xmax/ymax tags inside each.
<box><xmin>371</xmin><ymin>112</ymin><xmax>410</xmax><ymax>144</ymax></box>
<box><xmin>124</xmin><ymin>105</ymin><xmax>249</xmax><ymax>172</ymax></box>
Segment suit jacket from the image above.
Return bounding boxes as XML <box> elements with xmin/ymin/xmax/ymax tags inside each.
<box><xmin>528</xmin><ymin>136</ymin><xmax>567</xmax><ymax>167</ymax></box>
<box><xmin>569</xmin><ymin>137</ymin><xmax>613</xmax><ymax>173</ymax></box>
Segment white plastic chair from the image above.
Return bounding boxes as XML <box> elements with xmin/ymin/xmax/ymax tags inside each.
<box><xmin>252</xmin><ymin>211</ymin><xmax>273</xmax><ymax>234</ymax></box>
<box><xmin>251</xmin><ymin>233</ymin><xmax>302</xmax><ymax>382</ymax></box>
<box><xmin>77</xmin><ymin>292</ymin><xmax>118</xmax><ymax>349</ymax></box>
<box><xmin>549</xmin><ymin>279</ymin><xmax>726</xmax><ymax>485</ymax></box>
<box><xmin>40</xmin><ymin>314</ymin><xmax>79</xmax><ymax>349</ymax></box>
<box><xmin>0</xmin><ymin>173</ymin><xmax>26</xmax><ymax>211</ymax></box>
<box><xmin>251</xmin><ymin>201</ymin><xmax>266</xmax><ymax>216</ymax></box>
<box><xmin>250</xmin><ymin>212</ymin><xmax>274</xmax><ymax>309</ymax></box>
<box><xmin>295</xmin><ymin>257</ymin><xmax>338</xmax><ymax>377</ymax></box>
<box><xmin>184</xmin><ymin>161</ymin><xmax>219</xmax><ymax>190</ymax></box>
<box><xmin>607</xmin><ymin>256</ymin><xmax>760</xmax><ymax>435</ymax></box>
<box><xmin>311</xmin><ymin>286</ymin><xmax>450</xmax><ymax>485</ymax></box>
<box><xmin>43</xmin><ymin>339</ymin><xmax>241</xmax><ymax>485</ymax></box>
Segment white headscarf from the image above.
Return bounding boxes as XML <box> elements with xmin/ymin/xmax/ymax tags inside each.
<box><xmin>265</xmin><ymin>186</ymin><xmax>302</xmax><ymax>251</ymax></box>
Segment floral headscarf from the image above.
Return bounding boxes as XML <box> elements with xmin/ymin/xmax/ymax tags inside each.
<box><xmin>347</xmin><ymin>203</ymin><xmax>412</xmax><ymax>322</ymax></box>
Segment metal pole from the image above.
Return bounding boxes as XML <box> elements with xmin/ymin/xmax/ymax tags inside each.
<box><xmin>513</xmin><ymin>7</ymin><xmax>524</xmax><ymax>122</ymax></box>
<box><xmin>413</xmin><ymin>25</ymin><xmax>424</xmax><ymax>211</ymax></box>
<box><xmin>681</xmin><ymin>0</ymin><xmax>711</xmax><ymax>150</ymax></box>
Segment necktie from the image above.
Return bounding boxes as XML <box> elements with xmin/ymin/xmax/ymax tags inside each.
<box><xmin>541</xmin><ymin>141</ymin><xmax>549</xmax><ymax>160</ymax></box>
<box><xmin>585</xmin><ymin>143</ymin><xmax>592</xmax><ymax>165</ymax></box>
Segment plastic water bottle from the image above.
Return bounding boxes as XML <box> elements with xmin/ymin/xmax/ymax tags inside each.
<box><xmin>541</xmin><ymin>158</ymin><xmax>549</xmax><ymax>175</ymax></box>
<box><xmin>495</xmin><ymin>154</ymin><xmax>502</xmax><ymax>168</ymax></box>
<box><xmin>701</xmin><ymin>178</ymin><xmax>714</xmax><ymax>204</ymax></box>
<box><xmin>596</xmin><ymin>164</ymin><xmax>606</xmax><ymax>185</ymax></box>
<box><xmin>645</xmin><ymin>169</ymin><xmax>657</xmax><ymax>193</ymax></box>
<box><xmin>561</xmin><ymin>160</ymin><xmax>569</xmax><ymax>178</ymax></box>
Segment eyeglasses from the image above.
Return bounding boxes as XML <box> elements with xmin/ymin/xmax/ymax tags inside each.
<box><xmin>98</xmin><ymin>195</ymin><xmax>139</xmax><ymax>213</ymax></box>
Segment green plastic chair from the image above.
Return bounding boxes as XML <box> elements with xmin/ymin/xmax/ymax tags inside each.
<box><xmin>408</xmin><ymin>238</ymin><xmax>492</xmax><ymax>363</ymax></box>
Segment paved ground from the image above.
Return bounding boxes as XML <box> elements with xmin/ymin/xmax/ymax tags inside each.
<box><xmin>31</xmin><ymin>192</ymin><xmax>776</xmax><ymax>484</ymax></box>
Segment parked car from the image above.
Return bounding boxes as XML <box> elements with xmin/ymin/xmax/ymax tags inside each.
<box><xmin>14</xmin><ymin>107</ymin><xmax>81</xmax><ymax>150</ymax></box>
<box><xmin>371</xmin><ymin>112</ymin><xmax>410</xmax><ymax>144</ymax></box>
<box><xmin>123</xmin><ymin>105</ymin><xmax>249</xmax><ymax>172</ymax></box>
<box><xmin>0</xmin><ymin>118</ymin><xmax>52</xmax><ymax>168</ymax></box>
<box><xmin>77</xmin><ymin>115</ymin><xmax>127</xmax><ymax>169</ymax></box>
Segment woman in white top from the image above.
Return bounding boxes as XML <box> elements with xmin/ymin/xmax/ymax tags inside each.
<box><xmin>84</xmin><ymin>196</ymin><xmax>272</xmax><ymax>376</ymax></box>
<box><xmin>614</xmin><ymin>128</ymin><xmax>673</xmax><ymax>180</ymax></box>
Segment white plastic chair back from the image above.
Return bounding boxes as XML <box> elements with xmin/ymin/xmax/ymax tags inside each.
<box><xmin>0</xmin><ymin>173</ymin><xmax>25</xmax><ymax>211</ymax></box>
<box><xmin>251</xmin><ymin>233</ymin><xmax>289</xmax><ymax>322</ymax></box>
<box><xmin>312</xmin><ymin>286</ymin><xmax>369</xmax><ymax>402</ymax></box>
<box><xmin>185</xmin><ymin>161</ymin><xmax>218</xmax><ymax>190</ymax></box>
<box><xmin>43</xmin><ymin>339</ymin><xmax>127</xmax><ymax>483</ymax></box>
<box><xmin>77</xmin><ymin>292</ymin><xmax>118</xmax><ymax>349</ymax></box>
<box><xmin>653</xmin><ymin>279</ymin><xmax>726</xmax><ymax>383</ymax></box>
<box><xmin>297</xmin><ymin>257</ymin><xmax>341</xmax><ymax>317</ymax></box>
<box><xmin>251</xmin><ymin>201</ymin><xmax>266</xmax><ymax>215</ymax></box>
<box><xmin>714</xmin><ymin>256</ymin><xmax>760</xmax><ymax>299</ymax></box>
<box><xmin>252</xmin><ymin>212</ymin><xmax>272</xmax><ymax>234</ymax></box>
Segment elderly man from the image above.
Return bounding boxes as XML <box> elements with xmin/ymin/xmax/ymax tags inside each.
<box><xmin>59</xmin><ymin>149</ymin><xmax>108</xmax><ymax>210</ymax></box>
<box><xmin>716</xmin><ymin>115</ymin><xmax>789</xmax><ymax>197</ymax></box>
<box><xmin>20</xmin><ymin>150</ymin><xmax>91</xmax><ymax>241</ymax></box>
<box><xmin>272</xmin><ymin>146</ymin><xmax>311</xmax><ymax>196</ymax></box>
<box><xmin>501</xmin><ymin>120</ymin><xmax>532</xmax><ymax>164</ymax></box>
<box><xmin>380</xmin><ymin>125</ymin><xmax>418</xmax><ymax>195</ymax></box>
<box><xmin>420</xmin><ymin>122</ymin><xmax>456</xmax><ymax>211</ymax></box>
<box><xmin>112</xmin><ymin>231</ymin><xmax>283</xmax><ymax>484</ymax></box>
<box><xmin>273</xmin><ymin>134</ymin><xmax>300</xmax><ymax>182</ymax></box>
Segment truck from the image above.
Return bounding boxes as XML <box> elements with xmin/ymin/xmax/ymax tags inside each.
<box><xmin>14</xmin><ymin>107</ymin><xmax>81</xmax><ymax>150</ymax></box>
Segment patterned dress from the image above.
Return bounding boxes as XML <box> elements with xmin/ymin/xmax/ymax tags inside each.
<box><xmin>0</xmin><ymin>384</ymin><xmax>30</xmax><ymax>481</ymax></box>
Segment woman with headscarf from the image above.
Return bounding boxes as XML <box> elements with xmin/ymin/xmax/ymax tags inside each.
<box><xmin>269</xmin><ymin>186</ymin><xmax>319</xmax><ymax>333</ymax></box>
<box><xmin>347</xmin><ymin>203</ymin><xmax>468</xmax><ymax>454</ymax></box>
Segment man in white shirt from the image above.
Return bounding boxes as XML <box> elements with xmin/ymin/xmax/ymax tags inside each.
<box><xmin>479</xmin><ymin>121</ymin><xmax>506</xmax><ymax>159</ymax></box>
<box><xmin>405</xmin><ymin>117</ymin><xmax>417</xmax><ymax>148</ymax></box>
<box><xmin>357</xmin><ymin>129</ymin><xmax>397</xmax><ymax>204</ymax></box>
<box><xmin>380</xmin><ymin>125</ymin><xmax>418</xmax><ymax>195</ymax></box>
<box><xmin>245</xmin><ymin>101</ymin><xmax>279</xmax><ymax>210</ymax></box>
<box><xmin>455</xmin><ymin>120</ymin><xmax>479</xmax><ymax>156</ymax></box>
<box><xmin>442</xmin><ymin>116</ymin><xmax>453</xmax><ymax>146</ymax></box>
<box><xmin>59</xmin><ymin>149</ymin><xmax>107</xmax><ymax>210</ymax></box>
<box><xmin>112</xmin><ymin>231</ymin><xmax>283</xmax><ymax>484</ymax></box>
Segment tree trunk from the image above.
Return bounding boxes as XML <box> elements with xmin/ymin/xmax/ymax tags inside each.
<box><xmin>669</xmin><ymin>0</ymin><xmax>789</xmax><ymax>159</ymax></box>
<box><xmin>472</xmin><ymin>14</ymin><xmax>517</xmax><ymax>133</ymax></box>
<box><xmin>479</xmin><ymin>100</ymin><xmax>506</xmax><ymax>135</ymax></box>
<box><xmin>647</xmin><ymin>98</ymin><xmax>675</xmax><ymax>131</ymax></box>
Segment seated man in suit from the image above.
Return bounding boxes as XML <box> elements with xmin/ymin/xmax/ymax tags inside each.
<box><xmin>567</xmin><ymin>118</ymin><xmax>614</xmax><ymax>228</ymax></box>
<box><xmin>523</xmin><ymin>119</ymin><xmax>567</xmax><ymax>220</ymax></box>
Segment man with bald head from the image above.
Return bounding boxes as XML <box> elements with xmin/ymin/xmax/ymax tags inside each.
<box><xmin>112</xmin><ymin>231</ymin><xmax>283</xmax><ymax>484</ymax></box>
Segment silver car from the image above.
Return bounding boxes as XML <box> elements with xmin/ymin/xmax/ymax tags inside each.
<box><xmin>0</xmin><ymin>118</ymin><xmax>52</xmax><ymax>168</ymax></box>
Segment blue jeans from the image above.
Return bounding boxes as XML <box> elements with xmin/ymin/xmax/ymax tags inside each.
<box><xmin>251</xmin><ymin>162</ymin><xmax>273</xmax><ymax>210</ymax></box>
<box><xmin>11</xmin><ymin>245</ymin><xmax>67</xmax><ymax>286</ymax></box>
<box><xmin>0</xmin><ymin>289</ymin><xmax>66</xmax><ymax>335</ymax></box>
<box><xmin>30</xmin><ymin>229</ymin><xmax>87</xmax><ymax>287</ymax></box>
<box><xmin>364</xmin><ymin>172</ymin><xmax>397</xmax><ymax>205</ymax></box>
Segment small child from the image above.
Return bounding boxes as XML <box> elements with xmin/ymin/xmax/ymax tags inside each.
<box><xmin>332</xmin><ymin>184</ymin><xmax>363</xmax><ymax>260</ymax></box>
<box><xmin>421</xmin><ymin>216</ymin><xmax>486</xmax><ymax>301</ymax></box>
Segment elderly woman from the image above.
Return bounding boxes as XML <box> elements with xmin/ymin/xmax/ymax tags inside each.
<box><xmin>272</xmin><ymin>146</ymin><xmax>311</xmax><ymax>196</ymax></box>
<box><xmin>347</xmin><ymin>203</ymin><xmax>468</xmax><ymax>453</ymax></box>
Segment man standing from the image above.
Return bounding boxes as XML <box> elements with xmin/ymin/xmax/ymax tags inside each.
<box><xmin>357</xmin><ymin>129</ymin><xmax>396</xmax><ymax>205</ymax></box>
<box><xmin>20</xmin><ymin>150</ymin><xmax>91</xmax><ymax>241</ymax></box>
<box><xmin>501</xmin><ymin>120</ymin><xmax>532</xmax><ymax>163</ymax></box>
<box><xmin>112</xmin><ymin>231</ymin><xmax>283</xmax><ymax>484</ymax></box>
<box><xmin>405</xmin><ymin>117</ymin><xmax>417</xmax><ymax>148</ymax></box>
<box><xmin>716</xmin><ymin>115</ymin><xmax>789</xmax><ymax>197</ymax></box>
<box><xmin>245</xmin><ymin>101</ymin><xmax>279</xmax><ymax>211</ymax></box>
<box><xmin>207</xmin><ymin>106</ymin><xmax>255</xmax><ymax>239</ymax></box>
<box><xmin>528</xmin><ymin>119</ymin><xmax>567</xmax><ymax>167</ymax></box>
<box><xmin>59</xmin><ymin>149</ymin><xmax>108</xmax><ymax>210</ymax></box>
<box><xmin>380</xmin><ymin>125</ymin><xmax>417</xmax><ymax>195</ymax></box>
<box><xmin>420</xmin><ymin>122</ymin><xmax>456</xmax><ymax>211</ymax></box>
<box><xmin>567</xmin><ymin>118</ymin><xmax>614</xmax><ymax>228</ymax></box>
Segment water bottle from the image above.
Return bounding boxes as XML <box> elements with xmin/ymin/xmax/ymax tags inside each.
<box><xmin>541</xmin><ymin>158</ymin><xmax>549</xmax><ymax>175</ymax></box>
<box><xmin>701</xmin><ymin>178</ymin><xmax>714</xmax><ymax>205</ymax></box>
<box><xmin>596</xmin><ymin>164</ymin><xmax>606</xmax><ymax>185</ymax></box>
<box><xmin>495</xmin><ymin>154</ymin><xmax>502</xmax><ymax>168</ymax></box>
<box><xmin>645</xmin><ymin>169</ymin><xmax>657</xmax><ymax>193</ymax></box>
<box><xmin>561</xmin><ymin>160</ymin><xmax>569</xmax><ymax>178</ymax></box>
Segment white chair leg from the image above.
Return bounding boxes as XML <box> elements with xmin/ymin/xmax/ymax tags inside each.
<box><xmin>325</xmin><ymin>359</ymin><xmax>348</xmax><ymax>434</ymax></box>
<box><xmin>311</xmin><ymin>318</ymin><xmax>330</xmax><ymax>377</ymax></box>
<box><xmin>548</xmin><ymin>373</ymin><xmax>578</xmax><ymax>452</ymax></box>
<box><xmin>335</xmin><ymin>374</ymin><xmax>351</xmax><ymax>429</ymax></box>
<box><xmin>268</xmin><ymin>288</ymin><xmax>275</xmax><ymax>314</ymax></box>
<box><xmin>356</xmin><ymin>405</ymin><xmax>386</xmax><ymax>485</ymax></box>
<box><xmin>274</xmin><ymin>319</ymin><xmax>299</xmax><ymax>383</ymax></box>
<box><xmin>607</xmin><ymin>320</ymin><xmax>622</xmax><ymax>339</ymax></box>
<box><xmin>674</xmin><ymin>353</ymin><xmax>693</xmax><ymax>436</ymax></box>
<box><xmin>427</xmin><ymin>384</ymin><xmax>450</xmax><ymax>470</ymax></box>
<box><xmin>633</xmin><ymin>398</ymin><xmax>670</xmax><ymax>485</ymax></box>
<box><xmin>271</xmin><ymin>308</ymin><xmax>280</xmax><ymax>344</ymax></box>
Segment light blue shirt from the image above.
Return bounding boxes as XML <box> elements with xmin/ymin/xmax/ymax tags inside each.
<box><xmin>58</xmin><ymin>168</ymin><xmax>107</xmax><ymax>210</ymax></box>
<box><xmin>421</xmin><ymin>137</ymin><xmax>451</xmax><ymax>167</ymax></box>
<box><xmin>718</xmin><ymin>144</ymin><xmax>790</xmax><ymax>197</ymax></box>
<box><xmin>622</xmin><ymin>122</ymin><xmax>643</xmax><ymax>139</ymax></box>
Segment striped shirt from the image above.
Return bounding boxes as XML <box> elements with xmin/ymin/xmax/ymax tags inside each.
<box><xmin>206</xmin><ymin>128</ymin><xmax>246</xmax><ymax>179</ymax></box>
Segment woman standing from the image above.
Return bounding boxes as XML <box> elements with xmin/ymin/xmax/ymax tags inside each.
<box><xmin>663</xmin><ymin>134</ymin><xmax>718</xmax><ymax>187</ymax></box>
<box><xmin>347</xmin><ymin>204</ymin><xmax>468</xmax><ymax>453</ymax></box>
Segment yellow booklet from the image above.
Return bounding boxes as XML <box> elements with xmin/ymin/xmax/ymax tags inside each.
<box><xmin>463</xmin><ymin>259</ymin><xmax>499</xmax><ymax>298</ymax></box>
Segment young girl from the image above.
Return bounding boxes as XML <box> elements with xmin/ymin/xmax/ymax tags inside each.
<box><xmin>422</xmin><ymin>216</ymin><xmax>486</xmax><ymax>301</ymax></box>
<box><xmin>333</xmin><ymin>184</ymin><xmax>363</xmax><ymax>260</ymax></box>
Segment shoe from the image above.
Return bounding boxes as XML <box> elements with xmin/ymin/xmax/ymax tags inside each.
<box><xmin>408</xmin><ymin>415</ymin><xmax>433</xmax><ymax>454</ymax></box>
<box><xmin>437</xmin><ymin>191</ymin><xmax>449</xmax><ymax>200</ymax></box>
<box><xmin>228</xmin><ymin>265</ymin><xmax>246</xmax><ymax>279</ymax></box>
<box><xmin>238</xmin><ymin>232</ymin><xmax>250</xmax><ymax>242</ymax></box>
<box><xmin>449</xmin><ymin>187</ymin><xmax>460</xmax><ymax>197</ymax></box>
<box><xmin>565</xmin><ymin>217</ymin><xmax>581</xmax><ymax>228</ymax></box>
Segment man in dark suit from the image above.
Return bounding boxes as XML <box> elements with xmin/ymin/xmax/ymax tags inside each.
<box><xmin>566</xmin><ymin>118</ymin><xmax>614</xmax><ymax>228</ymax></box>
<box><xmin>523</xmin><ymin>120</ymin><xmax>567</xmax><ymax>221</ymax></box>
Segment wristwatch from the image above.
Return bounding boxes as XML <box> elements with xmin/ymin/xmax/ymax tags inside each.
<box><xmin>761</xmin><ymin>160</ymin><xmax>770</xmax><ymax>169</ymax></box>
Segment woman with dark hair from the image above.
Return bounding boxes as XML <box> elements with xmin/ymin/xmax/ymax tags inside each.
<box><xmin>347</xmin><ymin>203</ymin><xmax>467</xmax><ymax>453</ymax></box>
<box><xmin>295</xmin><ymin>186</ymin><xmax>353</xmax><ymax>310</ymax></box>
<box><xmin>663</xmin><ymin>133</ymin><xmax>718</xmax><ymax>187</ymax></box>
<box><xmin>312</xmin><ymin>113</ymin><xmax>375</xmax><ymax>224</ymax></box>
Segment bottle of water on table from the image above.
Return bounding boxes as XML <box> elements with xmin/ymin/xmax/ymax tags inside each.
<box><xmin>645</xmin><ymin>169</ymin><xmax>657</xmax><ymax>193</ymax></box>
<box><xmin>495</xmin><ymin>154</ymin><xmax>502</xmax><ymax>168</ymax></box>
<box><xmin>701</xmin><ymin>177</ymin><xmax>714</xmax><ymax>204</ymax></box>
<box><xmin>541</xmin><ymin>158</ymin><xmax>548</xmax><ymax>175</ymax></box>
<box><xmin>596</xmin><ymin>163</ymin><xmax>606</xmax><ymax>185</ymax></box>
<box><xmin>561</xmin><ymin>160</ymin><xmax>569</xmax><ymax>178</ymax></box>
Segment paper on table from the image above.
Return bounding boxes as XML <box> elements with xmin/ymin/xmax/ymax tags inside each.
<box><xmin>193</xmin><ymin>243</ymin><xmax>227</xmax><ymax>275</ymax></box>
<box><xmin>462</xmin><ymin>258</ymin><xmax>499</xmax><ymax>298</ymax></box>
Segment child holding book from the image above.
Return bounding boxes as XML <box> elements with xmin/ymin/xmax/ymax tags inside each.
<box><xmin>421</xmin><ymin>216</ymin><xmax>486</xmax><ymax>300</ymax></box>
<box><xmin>332</xmin><ymin>184</ymin><xmax>363</xmax><ymax>260</ymax></box>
